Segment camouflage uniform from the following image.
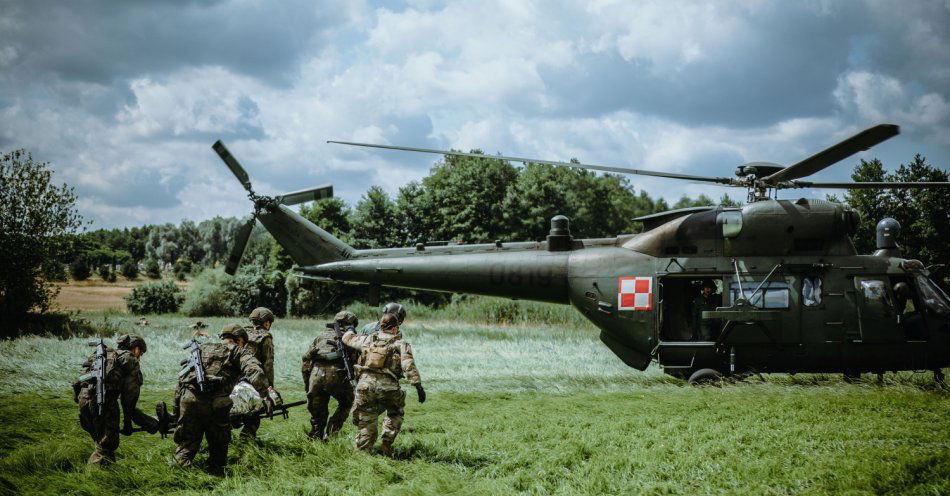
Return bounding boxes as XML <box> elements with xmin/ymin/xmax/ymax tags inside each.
<box><xmin>242</xmin><ymin>311</ymin><xmax>275</xmax><ymax>438</ymax></box>
<box><xmin>342</xmin><ymin>323</ymin><xmax>423</xmax><ymax>453</ymax></box>
<box><xmin>174</xmin><ymin>342</ymin><xmax>266</xmax><ymax>471</ymax></box>
<box><xmin>302</xmin><ymin>311</ymin><xmax>358</xmax><ymax>440</ymax></box>
<box><xmin>73</xmin><ymin>343</ymin><xmax>143</xmax><ymax>465</ymax></box>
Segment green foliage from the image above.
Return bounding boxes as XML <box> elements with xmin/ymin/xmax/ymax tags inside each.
<box><xmin>182</xmin><ymin>267</ymin><xmax>286</xmax><ymax>318</ymax></box>
<box><xmin>351</xmin><ymin>186</ymin><xmax>398</xmax><ymax>248</ymax></box>
<box><xmin>845</xmin><ymin>155</ymin><xmax>950</xmax><ymax>284</ymax></box>
<box><xmin>0</xmin><ymin>150</ymin><xmax>83</xmax><ymax>330</ymax></box>
<box><xmin>145</xmin><ymin>259</ymin><xmax>161</xmax><ymax>279</ymax></box>
<box><xmin>120</xmin><ymin>261</ymin><xmax>139</xmax><ymax>280</ymax></box>
<box><xmin>97</xmin><ymin>264</ymin><xmax>116</xmax><ymax>282</ymax></box>
<box><xmin>124</xmin><ymin>281</ymin><xmax>183</xmax><ymax>314</ymax></box>
<box><xmin>69</xmin><ymin>256</ymin><xmax>91</xmax><ymax>281</ymax></box>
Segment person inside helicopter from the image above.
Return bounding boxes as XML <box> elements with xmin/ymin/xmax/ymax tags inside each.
<box><xmin>892</xmin><ymin>279</ymin><xmax>926</xmax><ymax>341</ymax></box>
<box><xmin>691</xmin><ymin>279</ymin><xmax>723</xmax><ymax>341</ymax></box>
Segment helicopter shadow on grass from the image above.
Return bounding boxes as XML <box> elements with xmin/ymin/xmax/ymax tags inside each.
<box><xmin>388</xmin><ymin>439</ymin><xmax>495</xmax><ymax>469</ymax></box>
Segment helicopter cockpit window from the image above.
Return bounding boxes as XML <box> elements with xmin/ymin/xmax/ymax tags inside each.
<box><xmin>803</xmin><ymin>276</ymin><xmax>822</xmax><ymax>307</ymax></box>
<box><xmin>717</xmin><ymin>211</ymin><xmax>743</xmax><ymax>238</ymax></box>
<box><xmin>860</xmin><ymin>280</ymin><xmax>889</xmax><ymax>303</ymax></box>
<box><xmin>915</xmin><ymin>275</ymin><xmax>950</xmax><ymax>316</ymax></box>
<box><xmin>730</xmin><ymin>281</ymin><xmax>790</xmax><ymax>309</ymax></box>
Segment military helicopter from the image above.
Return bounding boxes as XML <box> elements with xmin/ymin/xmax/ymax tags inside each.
<box><xmin>213</xmin><ymin>124</ymin><xmax>950</xmax><ymax>384</ymax></box>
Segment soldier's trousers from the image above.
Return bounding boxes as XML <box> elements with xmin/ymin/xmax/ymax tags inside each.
<box><xmin>351</xmin><ymin>383</ymin><xmax>405</xmax><ymax>451</ymax></box>
<box><xmin>78</xmin><ymin>394</ymin><xmax>121</xmax><ymax>465</ymax></box>
<box><xmin>174</xmin><ymin>388</ymin><xmax>233</xmax><ymax>471</ymax></box>
<box><xmin>307</xmin><ymin>365</ymin><xmax>355</xmax><ymax>439</ymax></box>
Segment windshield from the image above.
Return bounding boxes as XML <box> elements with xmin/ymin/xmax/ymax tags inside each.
<box><xmin>915</xmin><ymin>275</ymin><xmax>950</xmax><ymax>316</ymax></box>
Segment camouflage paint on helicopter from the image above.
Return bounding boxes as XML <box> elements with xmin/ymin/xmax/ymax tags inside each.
<box><xmin>213</xmin><ymin>124</ymin><xmax>950</xmax><ymax>383</ymax></box>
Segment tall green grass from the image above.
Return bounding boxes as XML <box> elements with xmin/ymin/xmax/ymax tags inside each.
<box><xmin>0</xmin><ymin>313</ymin><xmax>948</xmax><ymax>495</ymax></box>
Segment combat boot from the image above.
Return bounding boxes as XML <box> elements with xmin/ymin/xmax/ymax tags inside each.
<box><xmin>378</xmin><ymin>442</ymin><xmax>393</xmax><ymax>458</ymax></box>
<box><xmin>308</xmin><ymin>420</ymin><xmax>325</xmax><ymax>441</ymax></box>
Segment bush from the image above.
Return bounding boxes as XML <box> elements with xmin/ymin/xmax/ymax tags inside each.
<box><xmin>70</xmin><ymin>257</ymin><xmax>91</xmax><ymax>281</ymax></box>
<box><xmin>125</xmin><ymin>280</ymin><xmax>183</xmax><ymax>314</ymax></box>
<box><xmin>98</xmin><ymin>264</ymin><xmax>116</xmax><ymax>282</ymax></box>
<box><xmin>180</xmin><ymin>269</ymin><xmax>233</xmax><ymax>316</ymax></box>
<box><xmin>145</xmin><ymin>259</ymin><xmax>161</xmax><ymax>279</ymax></box>
<box><xmin>181</xmin><ymin>267</ymin><xmax>287</xmax><ymax>317</ymax></box>
<box><xmin>120</xmin><ymin>261</ymin><xmax>138</xmax><ymax>280</ymax></box>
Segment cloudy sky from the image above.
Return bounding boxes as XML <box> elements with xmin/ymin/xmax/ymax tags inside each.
<box><xmin>2</xmin><ymin>0</ymin><xmax>949</xmax><ymax>228</ymax></box>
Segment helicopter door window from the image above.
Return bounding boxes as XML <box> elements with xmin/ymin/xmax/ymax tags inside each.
<box><xmin>730</xmin><ymin>281</ymin><xmax>790</xmax><ymax>309</ymax></box>
<box><xmin>859</xmin><ymin>280</ymin><xmax>889</xmax><ymax>304</ymax></box>
<box><xmin>803</xmin><ymin>276</ymin><xmax>822</xmax><ymax>307</ymax></box>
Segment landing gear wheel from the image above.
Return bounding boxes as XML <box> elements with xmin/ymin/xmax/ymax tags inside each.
<box><xmin>934</xmin><ymin>368</ymin><xmax>946</xmax><ymax>386</ymax></box>
<box><xmin>688</xmin><ymin>368</ymin><xmax>723</xmax><ymax>386</ymax></box>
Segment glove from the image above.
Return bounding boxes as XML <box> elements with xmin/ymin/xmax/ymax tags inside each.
<box><xmin>263</xmin><ymin>396</ymin><xmax>275</xmax><ymax>417</ymax></box>
<box><xmin>121</xmin><ymin>419</ymin><xmax>134</xmax><ymax>436</ymax></box>
<box><xmin>414</xmin><ymin>384</ymin><xmax>426</xmax><ymax>404</ymax></box>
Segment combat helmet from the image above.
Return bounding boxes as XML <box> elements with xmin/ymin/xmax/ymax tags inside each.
<box><xmin>382</xmin><ymin>302</ymin><xmax>406</xmax><ymax>325</ymax></box>
<box><xmin>117</xmin><ymin>334</ymin><xmax>147</xmax><ymax>353</ymax></box>
<box><xmin>220</xmin><ymin>323</ymin><xmax>249</xmax><ymax>343</ymax></box>
<box><xmin>334</xmin><ymin>310</ymin><xmax>358</xmax><ymax>328</ymax></box>
<box><xmin>249</xmin><ymin>307</ymin><xmax>276</xmax><ymax>326</ymax></box>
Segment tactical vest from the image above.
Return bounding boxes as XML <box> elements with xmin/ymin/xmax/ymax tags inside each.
<box><xmin>311</xmin><ymin>329</ymin><xmax>343</xmax><ymax>361</ymax></box>
<box><xmin>245</xmin><ymin>327</ymin><xmax>269</xmax><ymax>360</ymax></box>
<box><xmin>179</xmin><ymin>343</ymin><xmax>237</xmax><ymax>393</ymax></box>
<box><xmin>78</xmin><ymin>349</ymin><xmax>136</xmax><ymax>396</ymax></box>
<box><xmin>358</xmin><ymin>332</ymin><xmax>401</xmax><ymax>379</ymax></box>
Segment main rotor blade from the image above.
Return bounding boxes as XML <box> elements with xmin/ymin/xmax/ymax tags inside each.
<box><xmin>763</xmin><ymin>124</ymin><xmax>900</xmax><ymax>183</ymax></box>
<box><xmin>212</xmin><ymin>140</ymin><xmax>254</xmax><ymax>193</ymax></box>
<box><xmin>791</xmin><ymin>180</ymin><xmax>950</xmax><ymax>189</ymax></box>
<box><xmin>277</xmin><ymin>184</ymin><xmax>333</xmax><ymax>206</ymax></box>
<box><xmin>225</xmin><ymin>218</ymin><xmax>255</xmax><ymax>275</ymax></box>
<box><xmin>328</xmin><ymin>140</ymin><xmax>738</xmax><ymax>185</ymax></box>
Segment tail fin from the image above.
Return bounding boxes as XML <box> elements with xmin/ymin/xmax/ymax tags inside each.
<box><xmin>257</xmin><ymin>204</ymin><xmax>353</xmax><ymax>266</ymax></box>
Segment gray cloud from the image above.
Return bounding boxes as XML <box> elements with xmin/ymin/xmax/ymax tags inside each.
<box><xmin>0</xmin><ymin>0</ymin><xmax>344</xmax><ymax>87</ymax></box>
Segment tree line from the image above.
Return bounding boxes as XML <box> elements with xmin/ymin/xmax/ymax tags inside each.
<box><xmin>2</xmin><ymin>148</ymin><xmax>946</xmax><ymax>332</ymax></box>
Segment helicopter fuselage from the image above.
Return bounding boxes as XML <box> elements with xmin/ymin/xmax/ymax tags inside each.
<box><xmin>291</xmin><ymin>198</ymin><xmax>950</xmax><ymax>378</ymax></box>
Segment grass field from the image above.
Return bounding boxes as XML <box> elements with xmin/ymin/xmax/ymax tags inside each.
<box><xmin>54</xmin><ymin>278</ymin><xmax>189</xmax><ymax>312</ymax></box>
<box><xmin>0</xmin><ymin>313</ymin><xmax>948</xmax><ymax>495</ymax></box>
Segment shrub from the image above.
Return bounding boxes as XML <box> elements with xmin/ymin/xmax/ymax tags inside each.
<box><xmin>181</xmin><ymin>267</ymin><xmax>287</xmax><ymax>317</ymax></box>
<box><xmin>70</xmin><ymin>257</ymin><xmax>91</xmax><ymax>281</ymax></box>
<box><xmin>98</xmin><ymin>264</ymin><xmax>116</xmax><ymax>282</ymax></box>
<box><xmin>181</xmin><ymin>269</ymin><xmax>233</xmax><ymax>316</ymax></box>
<box><xmin>145</xmin><ymin>259</ymin><xmax>161</xmax><ymax>279</ymax></box>
<box><xmin>120</xmin><ymin>261</ymin><xmax>139</xmax><ymax>280</ymax></box>
<box><xmin>125</xmin><ymin>280</ymin><xmax>183</xmax><ymax>314</ymax></box>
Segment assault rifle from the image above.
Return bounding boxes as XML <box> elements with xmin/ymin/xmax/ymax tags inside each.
<box><xmin>179</xmin><ymin>339</ymin><xmax>207</xmax><ymax>392</ymax></box>
<box><xmin>328</xmin><ymin>323</ymin><xmax>357</xmax><ymax>387</ymax></box>
<box><xmin>77</xmin><ymin>338</ymin><xmax>107</xmax><ymax>415</ymax></box>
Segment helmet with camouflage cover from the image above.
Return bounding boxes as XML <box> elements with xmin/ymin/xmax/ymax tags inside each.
<box><xmin>249</xmin><ymin>307</ymin><xmax>276</xmax><ymax>325</ymax></box>
<box><xmin>334</xmin><ymin>310</ymin><xmax>358</xmax><ymax>327</ymax></box>
<box><xmin>117</xmin><ymin>334</ymin><xmax>147</xmax><ymax>353</ymax></box>
<box><xmin>382</xmin><ymin>302</ymin><xmax>406</xmax><ymax>324</ymax></box>
<box><xmin>220</xmin><ymin>323</ymin><xmax>249</xmax><ymax>343</ymax></box>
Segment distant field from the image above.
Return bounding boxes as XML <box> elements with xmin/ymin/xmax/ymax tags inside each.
<box><xmin>0</xmin><ymin>314</ymin><xmax>947</xmax><ymax>495</ymax></box>
<box><xmin>54</xmin><ymin>279</ymin><xmax>187</xmax><ymax>312</ymax></box>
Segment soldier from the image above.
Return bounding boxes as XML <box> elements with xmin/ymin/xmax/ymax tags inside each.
<box><xmin>692</xmin><ymin>280</ymin><xmax>722</xmax><ymax>341</ymax></box>
<box><xmin>175</xmin><ymin>324</ymin><xmax>266</xmax><ymax>474</ymax></box>
<box><xmin>242</xmin><ymin>306</ymin><xmax>281</xmax><ymax>438</ymax></box>
<box><xmin>301</xmin><ymin>311</ymin><xmax>358</xmax><ymax>441</ymax></box>
<box><xmin>359</xmin><ymin>302</ymin><xmax>407</xmax><ymax>335</ymax></box>
<box><xmin>73</xmin><ymin>334</ymin><xmax>149</xmax><ymax>465</ymax></box>
<box><xmin>342</xmin><ymin>313</ymin><xmax>425</xmax><ymax>456</ymax></box>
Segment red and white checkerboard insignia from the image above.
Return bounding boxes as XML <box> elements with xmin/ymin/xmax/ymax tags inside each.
<box><xmin>618</xmin><ymin>276</ymin><xmax>653</xmax><ymax>311</ymax></box>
